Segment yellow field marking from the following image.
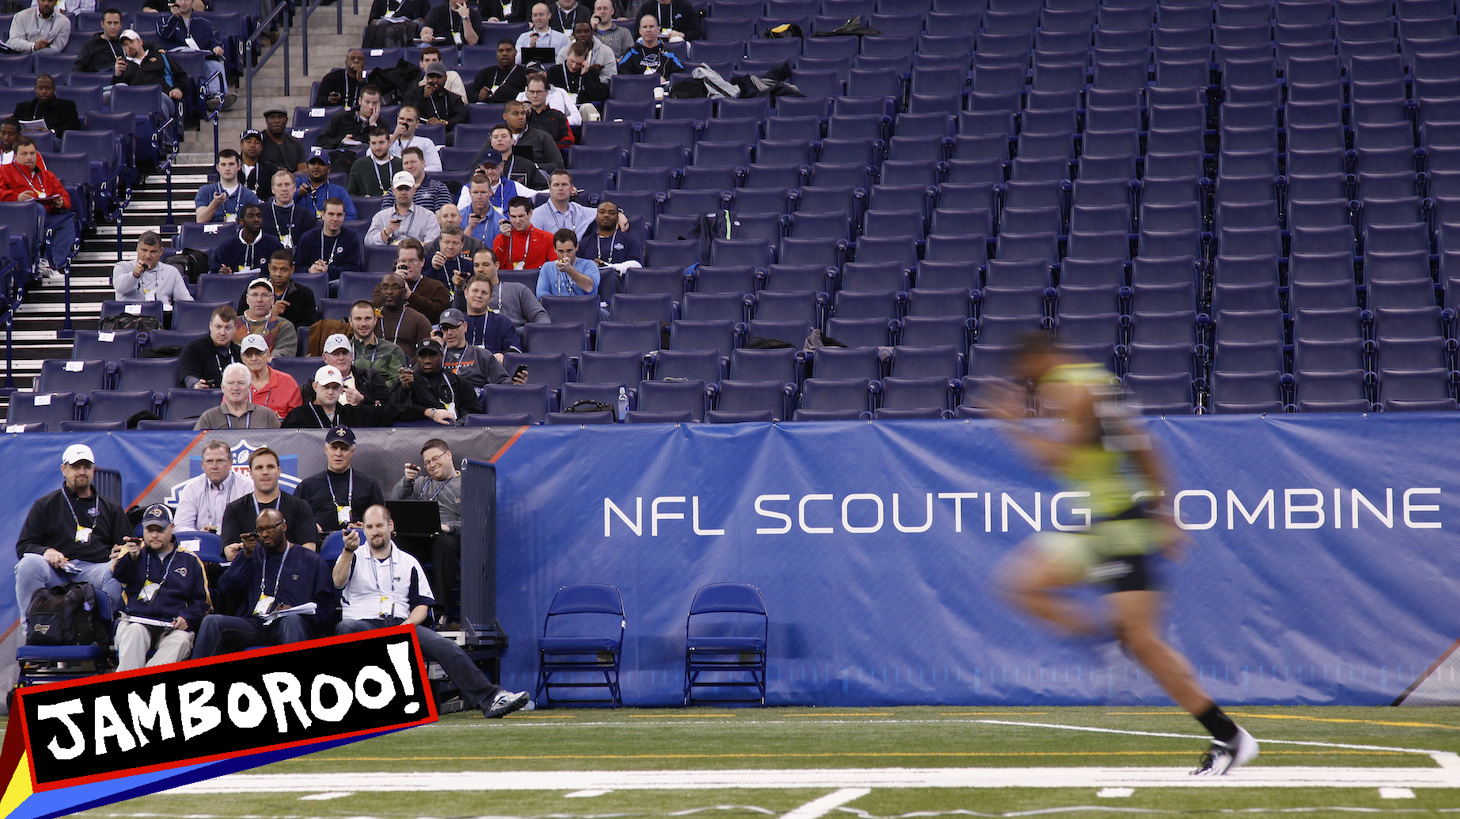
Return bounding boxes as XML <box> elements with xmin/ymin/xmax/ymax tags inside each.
<box><xmin>628</xmin><ymin>714</ymin><xmax>736</xmax><ymax>718</ymax></box>
<box><xmin>309</xmin><ymin>749</ymin><xmax>1396</xmax><ymax>763</ymax></box>
<box><xmin>781</xmin><ymin>713</ymin><xmax>896</xmax><ymax>717</ymax></box>
<box><xmin>503</xmin><ymin>714</ymin><xmax>578</xmax><ymax>719</ymax></box>
<box><xmin>1226</xmin><ymin>712</ymin><xmax>1460</xmax><ymax>731</ymax></box>
<box><xmin>942</xmin><ymin>712</ymin><xmax>1049</xmax><ymax>716</ymax></box>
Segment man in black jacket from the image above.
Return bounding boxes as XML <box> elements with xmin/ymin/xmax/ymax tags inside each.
<box><xmin>13</xmin><ymin>75</ymin><xmax>82</xmax><ymax>137</ymax></box>
<box><xmin>283</xmin><ymin>364</ymin><xmax>457</xmax><ymax>428</ymax></box>
<box><xmin>523</xmin><ymin>72</ymin><xmax>573</xmax><ymax>150</ymax></box>
<box><xmin>238</xmin><ymin>130</ymin><xmax>280</xmax><ymax>199</ymax></box>
<box><xmin>300</xmin><ymin>333</ymin><xmax>391</xmax><ymax>406</ymax></box>
<box><xmin>294</xmin><ymin>426</ymin><xmax>386</xmax><ymax>536</ymax></box>
<box><xmin>14</xmin><ymin>444</ymin><xmax>129</xmax><ymax>634</ymax></box>
<box><xmin>389</xmin><ymin>337</ymin><xmax>482</xmax><ymax>417</ymax></box>
<box><xmin>547</xmin><ymin>42</ymin><xmax>608</xmax><ymax>119</ymax></box>
<box><xmin>178</xmin><ymin>304</ymin><xmax>242</xmax><ymax>388</ymax></box>
<box><xmin>468</xmin><ymin>40</ymin><xmax>528</xmax><ymax>104</ymax></box>
<box><xmin>234</xmin><ymin>251</ymin><xmax>318</xmax><ymax>330</ymax></box>
<box><xmin>316</xmin><ymin>84</ymin><xmax>385</xmax><ymax>152</ymax></box>
<box><xmin>634</xmin><ymin>0</ymin><xmax>700</xmax><ymax>41</ymax></box>
<box><xmin>315</xmin><ymin>48</ymin><xmax>370</xmax><ymax>108</ymax></box>
<box><xmin>501</xmin><ymin>99</ymin><xmax>563</xmax><ymax>170</ymax></box>
<box><xmin>72</xmin><ymin>8</ymin><xmax>127</xmax><ymax>74</ymax></box>
<box><xmin>112</xmin><ymin>28</ymin><xmax>189</xmax><ymax>102</ymax></box>
<box><xmin>218</xmin><ymin>446</ymin><xmax>320</xmax><ymax>553</ymax></box>
<box><xmin>402</xmin><ymin>65</ymin><xmax>466</xmax><ymax>130</ymax></box>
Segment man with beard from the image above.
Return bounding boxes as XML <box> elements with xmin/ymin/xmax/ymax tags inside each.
<box><xmin>12</xmin><ymin>75</ymin><xmax>82</xmax><ymax>138</ymax></box>
<box><xmin>72</xmin><ymin>8</ymin><xmax>127</xmax><ymax>74</ymax></box>
<box><xmin>373</xmin><ymin>238</ymin><xmax>451</xmax><ymax>318</ymax></box>
<box><xmin>373</xmin><ymin>271</ymin><xmax>435</xmax><ymax>352</ymax></box>
<box><xmin>348</xmin><ymin>300</ymin><xmax>407</xmax><ymax>390</ymax></box>
<box><xmin>403</xmin><ymin>65</ymin><xmax>466</xmax><ymax>131</ymax></box>
<box><xmin>468</xmin><ymin>39</ymin><xmax>527</xmax><ymax>104</ymax></box>
<box><xmin>315</xmin><ymin>48</ymin><xmax>370</xmax><ymax>108</ymax></box>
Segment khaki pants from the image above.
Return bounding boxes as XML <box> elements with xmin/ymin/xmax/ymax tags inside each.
<box><xmin>115</xmin><ymin>618</ymin><xmax>196</xmax><ymax>672</ymax></box>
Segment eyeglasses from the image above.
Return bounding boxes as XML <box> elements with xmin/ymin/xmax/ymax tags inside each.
<box><xmin>423</xmin><ymin>452</ymin><xmax>451</xmax><ymax>467</ymax></box>
<box><xmin>255</xmin><ymin>523</ymin><xmax>282</xmax><ymax>532</ymax></box>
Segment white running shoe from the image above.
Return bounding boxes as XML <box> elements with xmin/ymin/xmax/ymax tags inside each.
<box><xmin>484</xmin><ymin>690</ymin><xmax>530</xmax><ymax>718</ymax></box>
<box><xmin>1192</xmin><ymin>726</ymin><xmax>1259</xmax><ymax>775</ymax></box>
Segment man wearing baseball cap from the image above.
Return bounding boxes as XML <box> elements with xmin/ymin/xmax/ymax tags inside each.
<box><xmin>14</xmin><ymin>444</ymin><xmax>129</xmax><ymax>637</ymax></box>
<box><xmin>391</xmin><ymin>337</ymin><xmax>482</xmax><ymax>418</ymax></box>
<box><xmin>301</xmin><ymin>332</ymin><xmax>390</xmax><ymax>406</ymax></box>
<box><xmin>112</xmin><ymin>28</ymin><xmax>190</xmax><ymax>103</ymax></box>
<box><xmin>366</xmin><ymin>170</ymin><xmax>442</xmax><ymax>247</ymax></box>
<box><xmin>194</xmin><ymin>360</ymin><xmax>283</xmax><ymax>430</ymax></box>
<box><xmin>260</xmin><ymin>107</ymin><xmax>308</xmax><ymax>173</ymax></box>
<box><xmin>434</xmin><ymin>306</ymin><xmax>530</xmax><ymax>389</ymax></box>
<box><xmin>295</xmin><ymin>426</ymin><xmax>386</xmax><ymax>537</ymax></box>
<box><xmin>235</xmin><ymin>275</ymin><xmax>298</xmax><ymax>357</ymax></box>
<box><xmin>238</xmin><ymin>129</ymin><xmax>279</xmax><ymax>199</ymax></box>
<box><xmin>110</xmin><ymin>504</ymin><xmax>210</xmax><ymax>671</ymax></box>
<box><xmin>402</xmin><ymin>64</ymin><xmax>466</xmax><ymax>131</ymax></box>
<box><xmin>283</xmin><ymin>364</ymin><xmax>455</xmax><ymax>428</ymax></box>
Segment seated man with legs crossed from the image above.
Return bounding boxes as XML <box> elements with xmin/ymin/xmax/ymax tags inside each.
<box><xmin>334</xmin><ymin>504</ymin><xmax>529</xmax><ymax>718</ymax></box>
<box><xmin>110</xmin><ymin>503</ymin><xmax>210</xmax><ymax>671</ymax></box>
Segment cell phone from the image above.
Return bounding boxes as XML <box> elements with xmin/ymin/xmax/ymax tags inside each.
<box><xmin>514</xmin><ymin>364</ymin><xmax>528</xmax><ymax>378</ymax></box>
<box><xmin>241</xmin><ymin>531</ymin><xmax>257</xmax><ymax>542</ymax></box>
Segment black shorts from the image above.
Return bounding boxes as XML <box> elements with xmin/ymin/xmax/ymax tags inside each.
<box><xmin>1085</xmin><ymin>553</ymin><xmax>1159</xmax><ymax>593</ymax></box>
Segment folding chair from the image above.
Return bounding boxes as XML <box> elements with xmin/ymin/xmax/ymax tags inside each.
<box><xmin>684</xmin><ymin>582</ymin><xmax>769</xmax><ymax>706</ymax></box>
<box><xmin>535</xmin><ymin>583</ymin><xmax>625</xmax><ymax>708</ymax></box>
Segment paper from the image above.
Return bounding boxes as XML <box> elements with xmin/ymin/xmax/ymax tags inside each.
<box><xmin>179</xmin><ymin>538</ymin><xmax>200</xmax><ymax>552</ymax></box>
<box><xmin>203</xmin><ymin>224</ymin><xmax>220</xmax><ymax>234</ymax></box>
<box><xmin>6</xmin><ymin>425</ymin><xmax>24</xmax><ymax>432</ymax></box>
<box><xmin>125</xmin><ymin>304</ymin><xmax>141</xmax><ymax>315</ymax></box>
<box><xmin>261</xmin><ymin>602</ymin><xmax>318</xmax><ymax>624</ymax></box>
<box><xmin>19</xmin><ymin>119</ymin><xmax>47</xmax><ymax>134</ymax></box>
<box><xmin>98</xmin><ymin>331</ymin><xmax>115</xmax><ymax>341</ymax></box>
<box><xmin>34</xmin><ymin>394</ymin><xmax>51</xmax><ymax>406</ymax></box>
<box><xmin>310</xmin><ymin>107</ymin><xmax>325</xmax><ymax>117</ymax></box>
<box><xmin>123</xmin><ymin>614</ymin><xmax>175</xmax><ymax>628</ymax></box>
<box><xmin>64</xmin><ymin>361</ymin><xmax>82</xmax><ymax>372</ymax></box>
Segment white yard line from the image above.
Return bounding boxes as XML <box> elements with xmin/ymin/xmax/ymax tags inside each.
<box><xmin>779</xmin><ymin>788</ymin><xmax>872</xmax><ymax>819</ymax></box>
<box><xmin>167</xmin><ymin>765</ymin><xmax>1460</xmax><ymax>795</ymax></box>
<box><xmin>973</xmin><ymin>719</ymin><xmax>1454</xmax><ymax>758</ymax></box>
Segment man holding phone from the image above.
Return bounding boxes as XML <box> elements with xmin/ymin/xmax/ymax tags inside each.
<box><xmin>435</xmin><ymin>306</ymin><xmax>529</xmax><ymax>389</ymax></box>
<box><xmin>535</xmin><ymin>227</ymin><xmax>599</xmax><ymax>298</ymax></box>
<box><xmin>112</xmin><ymin>231</ymin><xmax>193</xmax><ymax>305</ymax></box>
<box><xmin>366</xmin><ymin>171</ymin><xmax>441</xmax><ymax>247</ymax></box>
<box><xmin>111</xmin><ymin>504</ymin><xmax>210</xmax><ymax>671</ymax></box>
<box><xmin>390</xmin><ymin>337</ymin><xmax>482</xmax><ymax>420</ymax></box>
<box><xmin>391</xmin><ymin>439</ymin><xmax>467</xmax><ymax>623</ymax></box>
<box><xmin>334</xmin><ymin>505</ymin><xmax>530</xmax><ymax>718</ymax></box>
<box><xmin>179</xmin><ymin>305</ymin><xmax>243</xmax><ymax>389</ymax></box>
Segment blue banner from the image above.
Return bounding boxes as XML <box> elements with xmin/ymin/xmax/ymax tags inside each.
<box><xmin>491</xmin><ymin>416</ymin><xmax>1460</xmax><ymax>707</ymax></box>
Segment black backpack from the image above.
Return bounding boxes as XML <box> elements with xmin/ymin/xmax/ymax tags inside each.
<box><xmin>27</xmin><ymin>583</ymin><xmax>110</xmax><ymax>648</ymax></box>
<box><xmin>98</xmin><ymin>314</ymin><xmax>163</xmax><ymax>333</ymax></box>
<box><xmin>165</xmin><ymin>248</ymin><xmax>210</xmax><ymax>283</ymax></box>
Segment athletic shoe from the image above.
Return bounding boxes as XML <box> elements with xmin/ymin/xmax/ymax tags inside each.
<box><xmin>484</xmin><ymin>690</ymin><xmax>530</xmax><ymax>718</ymax></box>
<box><xmin>1192</xmin><ymin>726</ymin><xmax>1258</xmax><ymax>775</ymax></box>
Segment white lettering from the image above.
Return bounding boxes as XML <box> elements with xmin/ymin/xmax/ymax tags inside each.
<box><xmin>691</xmin><ymin>496</ymin><xmax>725</xmax><ymax>536</ymax></box>
<box><xmin>754</xmin><ymin>494</ymin><xmax>792</xmax><ymax>534</ymax></box>
<box><xmin>1174</xmin><ymin>490</ymin><xmax>1217</xmax><ymax>529</ymax></box>
<box><xmin>603</xmin><ymin>497</ymin><xmax>641</xmax><ymax>536</ymax></box>
<box><xmin>38</xmin><ymin>700</ymin><xmax>85</xmax><ymax>761</ymax></box>
<box><xmin>798</xmin><ymin>494</ymin><xmax>834</xmax><ymax>534</ymax></box>
<box><xmin>228</xmin><ymin>682</ymin><xmax>267</xmax><ymax>729</ymax></box>
<box><xmin>1352</xmin><ymin>488</ymin><xmax>1394</xmax><ymax>528</ymax></box>
<box><xmin>893</xmin><ymin>493</ymin><xmax>933</xmax><ymax>533</ymax></box>
<box><xmin>92</xmin><ymin>696</ymin><xmax>137</xmax><ymax>756</ymax></box>
<box><xmin>1001</xmin><ymin>492</ymin><xmax>1041</xmax><ymax>532</ymax></box>
<box><xmin>1284</xmin><ymin>488</ymin><xmax>1325</xmax><ymax>529</ymax></box>
<box><xmin>651</xmin><ymin>496</ymin><xmax>685</xmax><ymax>536</ymax></box>
<box><xmin>1404</xmin><ymin>488</ymin><xmax>1442</xmax><ymax>529</ymax></box>
<box><xmin>127</xmin><ymin>684</ymin><xmax>175</xmax><ymax>747</ymax></box>
<box><xmin>841</xmin><ymin>494</ymin><xmax>883</xmax><ymax>534</ymax></box>
<box><xmin>937</xmin><ymin>493</ymin><xmax>978</xmax><ymax>533</ymax></box>
<box><xmin>1050</xmin><ymin>491</ymin><xmax>1091</xmax><ymax>531</ymax></box>
<box><xmin>355</xmin><ymin>665</ymin><xmax>396</xmax><ymax>709</ymax></box>
<box><xmin>310</xmin><ymin>674</ymin><xmax>353</xmax><ymax>722</ymax></box>
<box><xmin>261</xmin><ymin>672</ymin><xmax>313</xmax><ymax>733</ymax></box>
<box><xmin>179</xmin><ymin>681</ymin><xmax>221</xmax><ymax>740</ymax></box>
<box><xmin>1227</xmin><ymin>489</ymin><xmax>1275</xmax><ymax>529</ymax></box>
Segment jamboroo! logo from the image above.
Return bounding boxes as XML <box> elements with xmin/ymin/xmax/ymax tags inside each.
<box><xmin>163</xmin><ymin>439</ymin><xmax>302</xmax><ymax>507</ymax></box>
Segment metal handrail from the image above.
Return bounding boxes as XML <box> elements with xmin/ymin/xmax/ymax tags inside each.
<box><xmin>243</xmin><ymin>0</ymin><xmax>295</xmax><ymax>125</ymax></box>
<box><xmin>301</xmin><ymin>0</ymin><xmax>345</xmax><ymax>76</ymax></box>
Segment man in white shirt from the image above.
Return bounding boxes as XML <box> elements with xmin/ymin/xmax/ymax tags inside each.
<box><xmin>530</xmin><ymin>169</ymin><xmax>595</xmax><ymax>235</ymax></box>
<box><xmin>172</xmin><ymin>438</ymin><xmax>254</xmax><ymax>533</ymax></box>
<box><xmin>333</xmin><ymin>504</ymin><xmax>530</xmax><ymax>719</ymax></box>
<box><xmin>387</xmin><ymin>105</ymin><xmax>443</xmax><ymax>173</ymax></box>
<box><xmin>514</xmin><ymin>2</ymin><xmax>569</xmax><ymax>61</ymax></box>
<box><xmin>7</xmin><ymin>0</ymin><xmax>70</xmax><ymax>54</ymax></box>
<box><xmin>112</xmin><ymin>231</ymin><xmax>193</xmax><ymax>306</ymax></box>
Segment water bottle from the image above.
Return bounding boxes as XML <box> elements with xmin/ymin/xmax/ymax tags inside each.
<box><xmin>616</xmin><ymin>386</ymin><xmax>628</xmax><ymax>422</ymax></box>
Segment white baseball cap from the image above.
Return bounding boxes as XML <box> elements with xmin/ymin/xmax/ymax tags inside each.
<box><xmin>391</xmin><ymin>171</ymin><xmax>416</xmax><ymax>190</ymax></box>
<box><xmin>240</xmin><ymin>333</ymin><xmax>268</xmax><ymax>354</ymax></box>
<box><xmin>246</xmin><ymin>277</ymin><xmax>273</xmax><ymax>292</ymax></box>
<box><xmin>62</xmin><ymin>444</ymin><xmax>94</xmax><ymax>465</ymax></box>
<box><xmin>323</xmin><ymin>333</ymin><xmax>352</xmax><ymax>353</ymax></box>
<box><xmin>314</xmin><ymin>365</ymin><xmax>345</xmax><ymax>386</ymax></box>
<box><xmin>119</xmin><ymin>28</ymin><xmax>141</xmax><ymax>41</ymax></box>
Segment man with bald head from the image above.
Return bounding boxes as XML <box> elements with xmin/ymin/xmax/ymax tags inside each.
<box><xmin>316</xmin><ymin>47</ymin><xmax>370</xmax><ymax>108</ymax></box>
<box><xmin>374</xmin><ymin>270</ymin><xmax>435</xmax><ymax>353</ymax></box>
<box><xmin>192</xmin><ymin>507</ymin><xmax>336</xmax><ymax>657</ymax></box>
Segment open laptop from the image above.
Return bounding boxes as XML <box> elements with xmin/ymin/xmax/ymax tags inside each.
<box><xmin>385</xmin><ymin>500</ymin><xmax>443</xmax><ymax>540</ymax></box>
<box><xmin>520</xmin><ymin>46</ymin><xmax>557</xmax><ymax>64</ymax></box>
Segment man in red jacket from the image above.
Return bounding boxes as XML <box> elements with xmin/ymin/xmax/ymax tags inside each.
<box><xmin>491</xmin><ymin>195</ymin><xmax>554</xmax><ymax>271</ymax></box>
<box><xmin>0</xmin><ymin>136</ymin><xmax>69</xmax><ymax>213</ymax></box>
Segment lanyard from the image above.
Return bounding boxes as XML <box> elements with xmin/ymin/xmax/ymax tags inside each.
<box><xmin>61</xmin><ymin>488</ymin><xmax>92</xmax><ymax>529</ymax></box>
<box><xmin>555</xmin><ymin>261</ymin><xmax>579</xmax><ymax>294</ymax></box>
<box><xmin>145</xmin><ymin>547</ymin><xmax>177</xmax><ymax>591</ymax></box>
<box><xmin>596</xmin><ymin>231</ymin><xmax>617</xmax><ymax>264</ymax></box>
<box><xmin>225</xmin><ymin>408</ymin><xmax>252</xmax><ymax>429</ymax></box>
<box><xmin>251</xmin><ymin>494</ymin><xmax>278</xmax><ymax>521</ymax></box>
<box><xmin>466</xmin><ymin>315</ymin><xmax>486</xmax><ymax>346</ymax></box>
<box><xmin>321</xmin><ymin>232</ymin><xmax>339</xmax><ymax>266</ymax></box>
<box><xmin>370</xmin><ymin>548</ymin><xmax>397</xmax><ymax>595</ymax></box>
<box><xmin>426</xmin><ymin>94</ymin><xmax>445</xmax><ymax>121</ymax></box>
<box><xmin>213</xmin><ymin>346</ymin><xmax>234</xmax><ymax>377</ymax></box>
<box><xmin>19</xmin><ymin>166</ymin><xmax>45</xmax><ymax>198</ymax></box>
<box><xmin>416</xmin><ymin>474</ymin><xmax>451</xmax><ymax>501</ymax></box>
<box><xmin>557</xmin><ymin>4</ymin><xmax>572</xmax><ymax>28</ymax></box>
<box><xmin>309</xmin><ymin>404</ymin><xmax>336</xmax><ymax>428</ymax></box>
<box><xmin>432</xmin><ymin>373</ymin><xmax>456</xmax><ymax>410</ymax></box>
<box><xmin>327</xmin><ymin>469</ymin><xmax>354</xmax><ymax>509</ymax></box>
<box><xmin>564</xmin><ymin>67</ymin><xmax>582</xmax><ymax>96</ymax></box>
<box><xmin>219</xmin><ymin>184</ymin><xmax>241</xmax><ymax>217</ymax></box>
<box><xmin>260</xmin><ymin>543</ymin><xmax>291</xmax><ymax>599</ymax></box>
<box><xmin>375</xmin><ymin>158</ymin><xmax>391</xmax><ymax>192</ymax></box>
<box><xmin>203</xmin><ymin>474</ymin><xmax>232</xmax><ymax>530</ymax></box>
<box><xmin>272</xmin><ymin>203</ymin><xmax>295</xmax><ymax>239</ymax></box>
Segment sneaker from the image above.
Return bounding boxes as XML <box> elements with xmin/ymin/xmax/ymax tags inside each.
<box><xmin>1192</xmin><ymin>726</ymin><xmax>1258</xmax><ymax>775</ymax></box>
<box><xmin>205</xmin><ymin>95</ymin><xmax>222</xmax><ymax>113</ymax></box>
<box><xmin>484</xmin><ymin>690</ymin><xmax>529</xmax><ymax>719</ymax></box>
<box><xmin>222</xmin><ymin>91</ymin><xmax>238</xmax><ymax>111</ymax></box>
<box><xmin>36</xmin><ymin>260</ymin><xmax>58</xmax><ymax>278</ymax></box>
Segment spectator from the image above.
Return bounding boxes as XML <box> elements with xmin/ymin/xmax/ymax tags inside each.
<box><xmin>238</xmin><ymin>129</ymin><xmax>279</xmax><ymax>199</ymax></box>
<box><xmin>549</xmin><ymin>41</ymin><xmax>610</xmax><ymax>122</ymax></box>
<box><xmin>536</xmin><ymin>227</ymin><xmax>599</xmax><ymax>297</ymax></box>
<box><xmin>239</xmin><ymin>328</ymin><xmax>303</xmax><ymax>419</ymax></box>
<box><xmin>315</xmin><ymin>48</ymin><xmax>370</xmax><ymax>108</ymax></box>
<box><xmin>374</xmin><ymin>237</ymin><xmax>452</xmax><ymax>317</ymax></box>
<box><xmin>193</xmin><ymin>358</ymin><xmax>283</xmax><ymax>430</ymax></box>
<box><xmin>429</xmin><ymin>203</ymin><xmax>485</xmax><ymax>262</ymax></box>
<box><xmin>522</xmin><ymin>72</ymin><xmax>577</xmax><ymax>142</ymax></box>
<box><xmin>112</xmin><ymin>231</ymin><xmax>192</xmax><ymax>305</ymax></box>
<box><xmin>14</xmin><ymin>444</ymin><xmax>127</xmax><ymax>635</ymax></box>
<box><xmin>532</xmin><ymin>168</ymin><xmax>595</xmax><ymax>235</ymax></box>
<box><xmin>389</xmin><ymin>439</ymin><xmax>466</xmax><ymax>621</ymax></box>
<box><xmin>283</xmin><ymin>364</ymin><xmax>453</xmax><ymax>426</ymax></box>
<box><xmin>73</xmin><ymin>8</ymin><xmax>127</xmax><ymax>74</ymax></box>
<box><xmin>458</xmin><ymin>276</ymin><xmax>522</xmax><ymax>354</ymax></box>
<box><xmin>590</xmin><ymin>0</ymin><xmax>633</xmax><ymax>59</ymax></box>
<box><xmin>215</xmin><ymin>203</ymin><xmax>284</xmax><ymax>276</ymax></box>
<box><xmin>458</xmin><ymin>169</ymin><xmax>507</xmax><ymax>247</ymax></box>
<box><xmin>316</xmin><ymin>84</ymin><xmax>385</xmax><ymax>152</ymax></box>
<box><xmin>113</xmin><ymin>28</ymin><xmax>190</xmax><ymax>103</ymax></box>
<box><xmin>348</xmin><ymin>126</ymin><xmax>403</xmax><ymax>197</ymax></box>
<box><xmin>452</xmin><ymin>246</ymin><xmax>550</xmax><ymax>329</ymax></box>
<box><xmin>0</xmin><ymin>120</ymin><xmax>18</xmax><ymax>165</ymax></box>
<box><xmin>634</xmin><ymin>0</ymin><xmax>699</xmax><ymax>41</ymax></box>
<box><xmin>194</xmin><ymin>507</ymin><xmax>334</xmax><ymax>657</ymax></box>
<box><xmin>470</xmin><ymin>122</ymin><xmax>545</xmax><ymax>189</ymax></box>
<box><xmin>332</xmin><ymin>505</ymin><xmax>530</xmax><ymax>718</ymax></box>
<box><xmin>179</xmin><ymin>304</ymin><xmax>242</xmax><ymax>388</ymax></box>
<box><xmin>296</xmin><ymin>154</ymin><xmax>357</xmax><ymax>218</ymax></box>
<box><xmin>402</xmin><ymin>146</ymin><xmax>453</xmax><ymax>211</ymax></box>
<box><xmin>0</xmin><ymin>136</ymin><xmax>70</xmax><ymax>214</ymax></box>
<box><xmin>260</xmin><ymin>107</ymin><xmax>308</xmax><ymax>173</ymax></box>
<box><xmin>420</xmin><ymin>0</ymin><xmax>481</xmax><ymax>49</ymax></box>
<box><xmin>425</xmin><ymin>224</ymin><xmax>474</xmax><ymax>291</ymax></box>
<box><xmin>349</xmin><ymin>299</ymin><xmax>408</xmax><ymax>389</ymax></box>
<box><xmin>403</xmin><ymin>65</ymin><xmax>467</xmax><ymax>131</ymax></box>
<box><xmin>494</xmin><ymin>195</ymin><xmax>554</xmax><ymax>271</ymax></box>
<box><xmin>13</xmin><ymin>75</ymin><xmax>83</xmax><ymax>138</ymax></box>
<box><xmin>364</xmin><ymin>0</ymin><xmax>430</xmax><ymax>46</ymax></box>
<box><xmin>296</xmin><ymin>198</ymin><xmax>363</xmax><ymax>280</ymax></box>
<box><xmin>262</xmin><ymin>169</ymin><xmax>316</xmax><ymax>247</ymax></box>
<box><xmin>156</xmin><ymin>0</ymin><xmax>232</xmax><ymax>110</ymax></box>
<box><xmin>558</xmin><ymin>21</ymin><xmax>617</xmax><ymax>80</ymax></box>
<box><xmin>302</xmin><ymin>332</ymin><xmax>390</xmax><ymax>406</ymax></box>
<box><xmin>391</xmin><ymin>337</ymin><xmax>482</xmax><ymax>419</ymax></box>
<box><xmin>500</xmin><ymin>99</ymin><xmax>563</xmax><ymax>171</ymax></box>
<box><xmin>218</xmin><ymin>447</ymin><xmax>319</xmax><ymax>551</ymax></box>
<box><xmin>515</xmin><ymin>2</ymin><xmax>569</xmax><ymax>59</ymax></box>
<box><xmin>375</xmin><ymin>271</ymin><xmax>435</xmax><ymax>350</ymax></box>
<box><xmin>578</xmin><ymin>198</ymin><xmax>643</xmax><ymax>271</ymax></box>
<box><xmin>435</xmin><ymin>305</ymin><xmax>528</xmax><ymax>388</ymax></box>
<box><xmin>618</xmin><ymin>14</ymin><xmax>685</xmax><ymax>78</ymax></box>
<box><xmin>238</xmin><ymin>248</ymin><xmax>317</xmax><ymax>331</ymax></box>
<box><xmin>366</xmin><ymin>169</ymin><xmax>442</xmax><ymax>246</ymax></box>
<box><xmin>468</xmin><ymin>40</ymin><xmax>527</xmax><ymax>104</ymax></box>
<box><xmin>548</xmin><ymin>0</ymin><xmax>590</xmax><ymax>31</ymax></box>
<box><xmin>173</xmin><ymin>437</ymin><xmax>254</xmax><ymax>533</ymax></box>
<box><xmin>413</xmin><ymin>48</ymin><xmax>475</xmax><ymax>106</ymax></box>
<box><xmin>236</xmin><ymin>276</ymin><xmax>299</xmax><ymax>357</ymax></box>
<box><xmin>295</xmin><ymin>426</ymin><xmax>385</xmax><ymax>536</ymax></box>
<box><xmin>387</xmin><ymin>107</ymin><xmax>442</xmax><ymax>172</ymax></box>
<box><xmin>110</xmin><ymin>504</ymin><xmax>210</xmax><ymax>672</ymax></box>
<box><xmin>7</xmin><ymin>0</ymin><xmax>70</xmax><ymax>54</ymax></box>
<box><xmin>195</xmin><ymin>149</ymin><xmax>262</xmax><ymax>224</ymax></box>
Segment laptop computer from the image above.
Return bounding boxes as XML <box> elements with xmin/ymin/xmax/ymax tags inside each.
<box><xmin>385</xmin><ymin>500</ymin><xmax>443</xmax><ymax>539</ymax></box>
<box><xmin>520</xmin><ymin>46</ymin><xmax>557</xmax><ymax>64</ymax></box>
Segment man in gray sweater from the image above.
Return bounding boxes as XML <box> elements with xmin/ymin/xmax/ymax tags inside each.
<box><xmin>390</xmin><ymin>437</ymin><xmax>464</xmax><ymax>625</ymax></box>
<box><xmin>452</xmin><ymin>246</ymin><xmax>550</xmax><ymax>331</ymax></box>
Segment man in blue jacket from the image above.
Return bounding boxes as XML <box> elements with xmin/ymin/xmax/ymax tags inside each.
<box><xmin>156</xmin><ymin>0</ymin><xmax>233</xmax><ymax>110</ymax></box>
<box><xmin>111</xmin><ymin>504</ymin><xmax>211</xmax><ymax>671</ymax></box>
<box><xmin>192</xmin><ymin>507</ymin><xmax>336</xmax><ymax>656</ymax></box>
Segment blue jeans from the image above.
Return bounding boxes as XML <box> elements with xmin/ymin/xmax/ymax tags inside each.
<box><xmin>193</xmin><ymin>613</ymin><xmax>314</xmax><ymax>657</ymax></box>
<box><xmin>337</xmin><ymin>619</ymin><xmax>502</xmax><ymax>713</ymax></box>
<box><xmin>14</xmin><ymin>553</ymin><xmax>123</xmax><ymax>636</ymax></box>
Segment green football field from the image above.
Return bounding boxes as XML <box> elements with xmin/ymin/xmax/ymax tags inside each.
<box><xmin>74</xmin><ymin>705</ymin><xmax>1460</xmax><ymax>817</ymax></box>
